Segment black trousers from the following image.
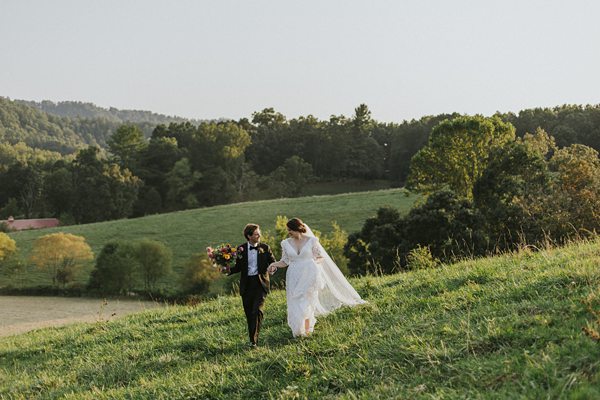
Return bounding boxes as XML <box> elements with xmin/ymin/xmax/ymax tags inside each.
<box><xmin>242</xmin><ymin>275</ymin><xmax>267</xmax><ymax>344</ymax></box>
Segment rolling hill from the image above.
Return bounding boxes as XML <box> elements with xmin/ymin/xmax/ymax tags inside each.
<box><xmin>0</xmin><ymin>237</ymin><xmax>598</xmax><ymax>398</ymax></box>
<box><xmin>2</xmin><ymin>188</ymin><xmax>418</xmax><ymax>291</ymax></box>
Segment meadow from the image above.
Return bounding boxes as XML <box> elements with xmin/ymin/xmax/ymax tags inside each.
<box><xmin>1</xmin><ymin>189</ymin><xmax>418</xmax><ymax>291</ymax></box>
<box><xmin>0</xmin><ymin>238</ymin><xmax>598</xmax><ymax>398</ymax></box>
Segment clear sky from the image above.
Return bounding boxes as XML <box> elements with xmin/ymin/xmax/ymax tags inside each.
<box><xmin>1</xmin><ymin>0</ymin><xmax>599</xmax><ymax>122</ymax></box>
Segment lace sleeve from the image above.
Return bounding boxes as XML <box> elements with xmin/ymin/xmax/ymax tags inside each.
<box><xmin>312</xmin><ymin>237</ymin><xmax>324</xmax><ymax>261</ymax></box>
<box><xmin>280</xmin><ymin>240</ymin><xmax>290</xmax><ymax>265</ymax></box>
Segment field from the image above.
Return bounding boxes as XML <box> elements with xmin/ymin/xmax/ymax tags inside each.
<box><xmin>1</xmin><ymin>188</ymin><xmax>418</xmax><ymax>291</ymax></box>
<box><xmin>0</xmin><ymin>296</ymin><xmax>163</xmax><ymax>337</ymax></box>
<box><xmin>1</xmin><ymin>238</ymin><xmax>599</xmax><ymax>398</ymax></box>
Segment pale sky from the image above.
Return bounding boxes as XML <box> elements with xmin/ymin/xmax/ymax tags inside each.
<box><xmin>1</xmin><ymin>0</ymin><xmax>599</xmax><ymax>122</ymax></box>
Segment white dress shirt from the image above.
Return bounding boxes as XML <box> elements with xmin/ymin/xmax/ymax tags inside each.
<box><xmin>247</xmin><ymin>242</ymin><xmax>259</xmax><ymax>276</ymax></box>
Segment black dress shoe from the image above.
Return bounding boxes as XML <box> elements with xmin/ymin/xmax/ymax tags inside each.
<box><xmin>248</xmin><ymin>342</ymin><xmax>257</xmax><ymax>348</ymax></box>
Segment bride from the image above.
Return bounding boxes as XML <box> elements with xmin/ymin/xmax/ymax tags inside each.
<box><xmin>267</xmin><ymin>217</ymin><xmax>365</xmax><ymax>337</ymax></box>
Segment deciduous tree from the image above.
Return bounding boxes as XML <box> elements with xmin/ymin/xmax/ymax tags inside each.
<box><xmin>30</xmin><ymin>233</ymin><xmax>93</xmax><ymax>287</ymax></box>
<box><xmin>407</xmin><ymin>115</ymin><xmax>515</xmax><ymax>199</ymax></box>
<box><xmin>548</xmin><ymin>144</ymin><xmax>600</xmax><ymax>238</ymax></box>
<box><xmin>268</xmin><ymin>156</ymin><xmax>313</xmax><ymax>197</ymax></box>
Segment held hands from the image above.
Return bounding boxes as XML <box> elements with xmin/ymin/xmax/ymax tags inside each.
<box><xmin>267</xmin><ymin>263</ymin><xmax>278</xmax><ymax>275</ymax></box>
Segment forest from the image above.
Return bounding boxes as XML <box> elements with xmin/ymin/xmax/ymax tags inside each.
<box><xmin>1</xmin><ymin>97</ymin><xmax>600</xmax><ymax>225</ymax></box>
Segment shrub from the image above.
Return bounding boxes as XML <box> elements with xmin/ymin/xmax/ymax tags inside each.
<box><xmin>136</xmin><ymin>239</ymin><xmax>172</xmax><ymax>292</ymax></box>
<box><xmin>345</xmin><ymin>206</ymin><xmax>402</xmax><ymax>275</ymax></box>
<box><xmin>260</xmin><ymin>215</ymin><xmax>289</xmax><ymax>261</ymax></box>
<box><xmin>180</xmin><ymin>253</ymin><xmax>222</xmax><ymax>295</ymax></box>
<box><xmin>88</xmin><ymin>241</ymin><xmax>139</xmax><ymax>294</ymax></box>
<box><xmin>406</xmin><ymin>245</ymin><xmax>441</xmax><ymax>270</ymax></box>
<box><xmin>0</xmin><ymin>232</ymin><xmax>17</xmax><ymax>261</ymax></box>
<box><xmin>346</xmin><ymin>191</ymin><xmax>488</xmax><ymax>275</ymax></box>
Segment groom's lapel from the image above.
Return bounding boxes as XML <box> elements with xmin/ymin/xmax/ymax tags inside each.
<box><xmin>240</xmin><ymin>243</ymin><xmax>249</xmax><ymax>275</ymax></box>
<box><xmin>257</xmin><ymin>244</ymin><xmax>267</xmax><ymax>271</ymax></box>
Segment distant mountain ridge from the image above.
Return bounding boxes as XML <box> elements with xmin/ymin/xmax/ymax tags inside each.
<box><xmin>16</xmin><ymin>99</ymin><xmax>206</xmax><ymax>125</ymax></box>
<box><xmin>0</xmin><ymin>96</ymin><xmax>102</xmax><ymax>153</ymax></box>
<box><xmin>0</xmin><ymin>97</ymin><xmax>213</xmax><ymax>155</ymax></box>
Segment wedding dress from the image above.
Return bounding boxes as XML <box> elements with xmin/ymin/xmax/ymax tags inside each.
<box><xmin>280</xmin><ymin>226</ymin><xmax>365</xmax><ymax>337</ymax></box>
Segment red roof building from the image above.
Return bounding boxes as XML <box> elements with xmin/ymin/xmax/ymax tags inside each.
<box><xmin>1</xmin><ymin>216</ymin><xmax>60</xmax><ymax>231</ymax></box>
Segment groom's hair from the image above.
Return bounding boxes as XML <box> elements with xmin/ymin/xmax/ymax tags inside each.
<box><xmin>243</xmin><ymin>223</ymin><xmax>260</xmax><ymax>240</ymax></box>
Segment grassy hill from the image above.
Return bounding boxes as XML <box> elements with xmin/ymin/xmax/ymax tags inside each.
<box><xmin>1</xmin><ymin>238</ymin><xmax>599</xmax><ymax>398</ymax></box>
<box><xmin>1</xmin><ymin>188</ymin><xmax>417</xmax><ymax>291</ymax></box>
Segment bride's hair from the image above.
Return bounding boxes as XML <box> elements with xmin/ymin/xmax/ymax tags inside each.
<box><xmin>287</xmin><ymin>218</ymin><xmax>307</xmax><ymax>233</ymax></box>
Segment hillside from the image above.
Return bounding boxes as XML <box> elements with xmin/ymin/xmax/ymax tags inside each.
<box><xmin>0</xmin><ymin>238</ymin><xmax>598</xmax><ymax>398</ymax></box>
<box><xmin>0</xmin><ymin>97</ymin><xmax>202</xmax><ymax>154</ymax></box>
<box><xmin>1</xmin><ymin>188</ymin><xmax>418</xmax><ymax>291</ymax></box>
<box><xmin>16</xmin><ymin>99</ymin><xmax>204</xmax><ymax>126</ymax></box>
<box><xmin>0</xmin><ymin>96</ymin><xmax>104</xmax><ymax>153</ymax></box>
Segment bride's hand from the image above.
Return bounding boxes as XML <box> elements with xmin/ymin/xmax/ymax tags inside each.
<box><xmin>267</xmin><ymin>264</ymin><xmax>277</xmax><ymax>274</ymax></box>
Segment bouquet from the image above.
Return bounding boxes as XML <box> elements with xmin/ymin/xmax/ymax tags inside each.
<box><xmin>206</xmin><ymin>244</ymin><xmax>238</xmax><ymax>273</ymax></box>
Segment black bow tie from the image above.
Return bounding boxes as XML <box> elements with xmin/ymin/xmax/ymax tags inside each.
<box><xmin>249</xmin><ymin>245</ymin><xmax>259</xmax><ymax>251</ymax></box>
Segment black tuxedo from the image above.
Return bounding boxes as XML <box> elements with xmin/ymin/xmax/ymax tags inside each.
<box><xmin>229</xmin><ymin>242</ymin><xmax>275</xmax><ymax>345</ymax></box>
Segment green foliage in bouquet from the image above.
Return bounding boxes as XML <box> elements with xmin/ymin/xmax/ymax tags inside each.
<box><xmin>206</xmin><ymin>244</ymin><xmax>238</xmax><ymax>273</ymax></box>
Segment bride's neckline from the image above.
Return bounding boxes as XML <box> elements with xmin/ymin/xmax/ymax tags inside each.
<box><xmin>288</xmin><ymin>237</ymin><xmax>311</xmax><ymax>255</ymax></box>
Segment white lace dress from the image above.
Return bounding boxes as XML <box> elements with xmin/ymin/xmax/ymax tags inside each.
<box><xmin>280</xmin><ymin>236</ymin><xmax>326</xmax><ymax>337</ymax></box>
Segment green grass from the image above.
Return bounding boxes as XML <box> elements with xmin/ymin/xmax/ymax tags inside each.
<box><xmin>302</xmin><ymin>179</ymin><xmax>393</xmax><ymax>196</ymax></box>
<box><xmin>251</xmin><ymin>179</ymin><xmax>394</xmax><ymax>200</ymax></box>
<box><xmin>1</xmin><ymin>239</ymin><xmax>599</xmax><ymax>398</ymax></box>
<box><xmin>1</xmin><ymin>188</ymin><xmax>417</xmax><ymax>291</ymax></box>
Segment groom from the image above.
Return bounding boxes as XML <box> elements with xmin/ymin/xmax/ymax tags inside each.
<box><xmin>228</xmin><ymin>223</ymin><xmax>276</xmax><ymax>347</ymax></box>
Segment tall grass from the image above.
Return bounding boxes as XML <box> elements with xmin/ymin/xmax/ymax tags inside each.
<box><xmin>1</xmin><ymin>238</ymin><xmax>599</xmax><ymax>398</ymax></box>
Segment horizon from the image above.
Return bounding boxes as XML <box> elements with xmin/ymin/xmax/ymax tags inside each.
<box><xmin>2</xmin><ymin>1</ymin><xmax>600</xmax><ymax>123</ymax></box>
<box><xmin>7</xmin><ymin>96</ymin><xmax>600</xmax><ymax>125</ymax></box>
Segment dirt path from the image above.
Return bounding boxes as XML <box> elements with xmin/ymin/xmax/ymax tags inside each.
<box><xmin>0</xmin><ymin>296</ymin><xmax>164</xmax><ymax>337</ymax></box>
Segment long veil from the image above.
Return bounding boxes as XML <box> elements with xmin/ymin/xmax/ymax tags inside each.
<box><xmin>304</xmin><ymin>224</ymin><xmax>366</xmax><ymax>315</ymax></box>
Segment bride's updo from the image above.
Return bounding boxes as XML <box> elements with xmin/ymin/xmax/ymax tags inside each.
<box><xmin>287</xmin><ymin>217</ymin><xmax>307</xmax><ymax>233</ymax></box>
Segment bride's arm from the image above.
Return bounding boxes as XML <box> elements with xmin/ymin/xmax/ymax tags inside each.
<box><xmin>268</xmin><ymin>241</ymin><xmax>290</xmax><ymax>273</ymax></box>
<box><xmin>269</xmin><ymin>260</ymin><xmax>287</xmax><ymax>269</ymax></box>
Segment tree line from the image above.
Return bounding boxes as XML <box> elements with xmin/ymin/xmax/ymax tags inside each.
<box><xmin>345</xmin><ymin>115</ymin><xmax>600</xmax><ymax>275</ymax></box>
<box><xmin>1</xmin><ymin>114</ymin><xmax>599</xmax><ymax>298</ymax></box>
<box><xmin>2</xmin><ymin>99</ymin><xmax>600</xmax><ymax>224</ymax></box>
